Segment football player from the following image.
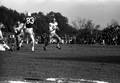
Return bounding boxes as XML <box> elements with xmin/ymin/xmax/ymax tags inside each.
<box><xmin>13</xmin><ymin>21</ymin><xmax>24</xmax><ymax>51</ymax></box>
<box><xmin>24</xmin><ymin>12</ymin><xmax>35</xmax><ymax>51</ymax></box>
<box><xmin>43</xmin><ymin>18</ymin><xmax>61</xmax><ymax>50</ymax></box>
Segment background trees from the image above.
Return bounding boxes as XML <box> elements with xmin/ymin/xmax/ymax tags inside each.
<box><xmin>72</xmin><ymin>18</ymin><xmax>101</xmax><ymax>44</ymax></box>
<box><xmin>0</xmin><ymin>5</ymin><xmax>120</xmax><ymax>44</ymax></box>
<box><xmin>0</xmin><ymin>6</ymin><xmax>77</xmax><ymax>36</ymax></box>
<box><xmin>0</xmin><ymin>6</ymin><xmax>25</xmax><ymax>32</ymax></box>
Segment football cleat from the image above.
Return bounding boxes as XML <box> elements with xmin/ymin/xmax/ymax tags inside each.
<box><xmin>43</xmin><ymin>47</ymin><xmax>47</xmax><ymax>51</ymax></box>
<box><xmin>56</xmin><ymin>45</ymin><xmax>61</xmax><ymax>49</ymax></box>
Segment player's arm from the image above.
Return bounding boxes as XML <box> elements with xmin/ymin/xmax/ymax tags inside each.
<box><xmin>56</xmin><ymin>26</ymin><xmax>59</xmax><ymax>30</ymax></box>
<box><xmin>56</xmin><ymin>23</ymin><xmax>60</xmax><ymax>30</ymax></box>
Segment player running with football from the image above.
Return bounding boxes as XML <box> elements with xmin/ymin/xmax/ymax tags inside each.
<box><xmin>43</xmin><ymin>18</ymin><xmax>61</xmax><ymax>50</ymax></box>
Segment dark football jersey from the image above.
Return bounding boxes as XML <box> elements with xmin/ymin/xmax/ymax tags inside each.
<box><xmin>25</xmin><ymin>16</ymin><xmax>34</xmax><ymax>28</ymax></box>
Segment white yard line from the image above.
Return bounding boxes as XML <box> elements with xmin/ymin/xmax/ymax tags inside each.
<box><xmin>5</xmin><ymin>78</ymin><xmax>108</xmax><ymax>83</ymax></box>
<box><xmin>8</xmin><ymin>81</ymin><xmax>30</xmax><ymax>83</ymax></box>
<box><xmin>46</xmin><ymin>78</ymin><xmax>109</xmax><ymax>83</ymax></box>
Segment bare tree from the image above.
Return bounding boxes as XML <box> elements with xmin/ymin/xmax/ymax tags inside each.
<box><xmin>72</xmin><ymin>17</ymin><xmax>100</xmax><ymax>35</ymax></box>
<box><xmin>71</xmin><ymin>20</ymin><xmax>79</xmax><ymax>30</ymax></box>
<box><xmin>72</xmin><ymin>18</ymin><xmax>87</xmax><ymax>30</ymax></box>
<box><xmin>85</xmin><ymin>20</ymin><xmax>95</xmax><ymax>34</ymax></box>
<box><xmin>95</xmin><ymin>24</ymin><xmax>100</xmax><ymax>30</ymax></box>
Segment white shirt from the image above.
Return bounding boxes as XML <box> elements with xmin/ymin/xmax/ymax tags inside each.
<box><xmin>49</xmin><ymin>22</ymin><xmax>58</xmax><ymax>34</ymax></box>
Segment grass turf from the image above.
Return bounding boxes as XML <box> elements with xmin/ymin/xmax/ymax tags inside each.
<box><xmin>0</xmin><ymin>44</ymin><xmax>120</xmax><ymax>83</ymax></box>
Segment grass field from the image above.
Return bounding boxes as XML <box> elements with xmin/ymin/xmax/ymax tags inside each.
<box><xmin>0</xmin><ymin>44</ymin><xmax>120</xmax><ymax>83</ymax></box>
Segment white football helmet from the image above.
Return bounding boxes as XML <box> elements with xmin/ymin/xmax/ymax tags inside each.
<box><xmin>27</xmin><ymin>12</ymin><xmax>31</xmax><ymax>16</ymax></box>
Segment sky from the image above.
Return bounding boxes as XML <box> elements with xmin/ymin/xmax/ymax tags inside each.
<box><xmin>0</xmin><ymin>0</ymin><xmax>120</xmax><ymax>29</ymax></box>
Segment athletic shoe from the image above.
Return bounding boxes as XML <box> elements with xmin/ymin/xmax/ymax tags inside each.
<box><xmin>56</xmin><ymin>45</ymin><xmax>61</xmax><ymax>49</ymax></box>
<box><xmin>31</xmin><ymin>50</ymin><xmax>35</xmax><ymax>52</ymax></box>
<box><xmin>9</xmin><ymin>48</ymin><xmax>13</xmax><ymax>51</ymax></box>
<box><xmin>31</xmin><ymin>47</ymin><xmax>35</xmax><ymax>52</ymax></box>
<box><xmin>17</xmin><ymin>47</ymin><xmax>20</xmax><ymax>51</ymax></box>
<box><xmin>43</xmin><ymin>47</ymin><xmax>47</xmax><ymax>51</ymax></box>
<box><xmin>31</xmin><ymin>49</ymin><xmax>35</xmax><ymax>52</ymax></box>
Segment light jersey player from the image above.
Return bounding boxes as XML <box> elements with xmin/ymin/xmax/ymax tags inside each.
<box><xmin>0</xmin><ymin>22</ymin><xmax>5</xmax><ymax>40</ymax></box>
<box><xmin>24</xmin><ymin>12</ymin><xmax>35</xmax><ymax>51</ymax></box>
<box><xmin>43</xmin><ymin>18</ymin><xmax>61</xmax><ymax>50</ymax></box>
<box><xmin>0</xmin><ymin>22</ymin><xmax>10</xmax><ymax>51</ymax></box>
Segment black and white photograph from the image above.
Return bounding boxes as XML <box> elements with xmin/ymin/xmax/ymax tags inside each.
<box><xmin>0</xmin><ymin>0</ymin><xmax>120</xmax><ymax>83</ymax></box>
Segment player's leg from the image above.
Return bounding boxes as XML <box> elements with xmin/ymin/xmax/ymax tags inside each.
<box><xmin>8</xmin><ymin>35</ymin><xmax>15</xmax><ymax>51</ymax></box>
<box><xmin>0</xmin><ymin>30</ymin><xmax>4</xmax><ymax>39</ymax></box>
<box><xmin>30</xmin><ymin>34</ymin><xmax>35</xmax><ymax>51</ymax></box>
<box><xmin>10</xmin><ymin>42</ymin><xmax>14</xmax><ymax>51</ymax></box>
<box><xmin>19</xmin><ymin>39</ymin><xmax>23</xmax><ymax>47</ymax></box>
<box><xmin>3</xmin><ymin>42</ymin><xmax>10</xmax><ymax>50</ymax></box>
<box><xmin>0</xmin><ymin>39</ymin><xmax>10</xmax><ymax>50</ymax></box>
<box><xmin>15</xmin><ymin>34</ymin><xmax>21</xmax><ymax>51</ymax></box>
<box><xmin>27</xmin><ymin>28</ymin><xmax>35</xmax><ymax>51</ymax></box>
<box><xmin>43</xmin><ymin>33</ymin><xmax>55</xmax><ymax>50</ymax></box>
<box><xmin>43</xmin><ymin>34</ymin><xmax>50</xmax><ymax>50</ymax></box>
<box><xmin>54</xmin><ymin>33</ymin><xmax>61</xmax><ymax>49</ymax></box>
<box><xmin>19</xmin><ymin>32</ymin><xmax>24</xmax><ymax>48</ymax></box>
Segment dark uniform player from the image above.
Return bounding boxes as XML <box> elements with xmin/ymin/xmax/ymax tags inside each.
<box><xmin>24</xmin><ymin>12</ymin><xmax>35</xmax><ymax>51</ymax></box>
<box><xmin>13</xmin><ymin>21</ymin><xmax>24</xmax><ymax>51</ymax></box>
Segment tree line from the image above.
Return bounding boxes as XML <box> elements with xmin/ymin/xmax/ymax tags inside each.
<box><xmin>0</xmin><ymin>5</ymin><xmax>77</xmax><ymax>36</ymax></box>
<box><xmin>0</xmin><ymin>5</ymin><xmax>120</xmax><ymax>45</ymax></box>
<box><xmin>72</xmin><ymin>18</ymin><xmax>120</xmax><ymax>45</ymax></box>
